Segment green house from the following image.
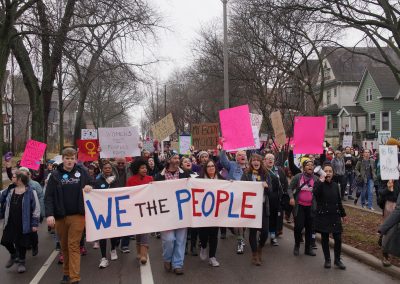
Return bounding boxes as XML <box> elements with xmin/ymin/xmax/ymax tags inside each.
<box><xmin>338</xmin><ymin>66</ymin><xmax>400</xmax><ymax>145</ymax></box>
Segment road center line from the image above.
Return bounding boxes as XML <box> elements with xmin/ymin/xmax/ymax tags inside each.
<box><xmin>29</xmin><ymin>250</ymin><xmax>58</xmax><ymax>284</ymax></box>
<box><xmin>140</xmin><ymin>254</ymin><xmax>154</xmax><ymax>284</ymax></box>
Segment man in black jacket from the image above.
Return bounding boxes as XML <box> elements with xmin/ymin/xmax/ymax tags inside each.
<box><xmin>45</xmin><ymin>148</ymin><xmax>93</xmax><ymax>284</ymax></box>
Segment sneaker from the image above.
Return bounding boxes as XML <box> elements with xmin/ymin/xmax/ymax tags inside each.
<box><xmin>17</xmin><ymin>262</ymin><xmax>26</xmax><ymax>273</ymax></box>
<box><xmin>56</xmin><ymin>242</ymin><xmax>61</xmax><ymax>251</ymax></box>
<box><xmin>164</xmin><ymin>261</ymin><xmax>171</xmax><ymax>272</ymax></box>
<box><xmin>324</xmin><ymin>259</ymin><xmax>331</xmax><ymax>269</ymax></box>
<box><xmin>110</xmin><ymin>250</ymin><xmax>118</xmax><ymax>261</ymax></box>
<box><xmin>58</xmin><ymin>253</ymin><xmax>64</xmax><ymax>264</ymax></box>
<box><xmin>93</xmin><ymin>241</ymin><xmax>100</xmax><ymax>249</ymax></box>
<box><xmin>80</xmin><ymin>246</ymin><xmax>87</xmax><ymax>256</ymax></box>
<box><xmin>236</xmin><ymin>240</ymin><xmax>245</xmax><ymax>254</ymax></box>
<box><xmin>382</xmin><ymin>257</ymin><xmax>392</xmax><ymax>267</ymax></box>
<box><xmin>60</xmin><ymin>275</ymin><xmax>70</xmax><ymax>284</ymax></box>
<box><xmin>99</xmin><ymin>258</ymin><xmax>109</xmax><ymax>269</ymax></box>
<box><xmin>362</xmin><ymin>205</ymin><xmax>366</xmax><ymax>209</ymax></box>
<box><xmin>293</xmin><ymin>245</ymin><xmax>300</xmax><ymax>256</ymax></box>
<box><xmin>369</xmin><ymin>207</ymin><xmax>375</xmax><ymax>211</ymax></box>
<box><xmin>120</xmin><ymin>246</ymin><xmax>130</xmax><ymax>253</ymax></box>
<box><xmin>271</xmin><ymin>238</ymin><xmax>279</xmax><ymax>246</ymax></box>
<box><xmin>305</xmin><ymin>249</ymin><xmax>316</xmax><ymax>256</ymax></box>
<box><xmin>209</xmin><ymin>257</ymin><xmax>220</xmax><ymax>267</ymax></box>
<box><xmin>156</xmin><ymin>232</ymin><xmax>161</xmax><ymax>239</ymax></box>
<box><xmin>174</xmin><ymin>267</ymin><xmax>184</xmax><ymax>275</ymax></box>
<box><xmin>32</xmin><ymin>246</ymin><xmax>39</xmax><ymax>256</ymax></box>
<box><xmin>334</xmin><ymin>259</ymin><xmax>346</xmax><ymax>270</ymax></box>
<box><xmin>199</xmin><ymin>247</ymin><xmax>207</xmax><ymax>261</ymax></box>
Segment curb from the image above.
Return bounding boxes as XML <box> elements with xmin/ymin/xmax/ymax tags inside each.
<box><xmin>283</xmin><ymin>222</ymin><xmax>400</xmax><ymax>280</ymax></box>
<box><xmin>343</xmin><ymin>203</ymin><xmax>382</xmax><ymax>216</ymax></box>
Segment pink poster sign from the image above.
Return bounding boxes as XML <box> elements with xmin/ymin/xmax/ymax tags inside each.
<box><xmin>20</xmin><ymin>140</ymin><xmax>47</xmax><ymax>170</ymax></box>
<box><xmin>293</xmin><ymin>117</ymin><xmax>326</xmax><ymax>154</ymax></box>
<box><xmin>219</xmin><ymin>105</ymin><xmax>255</xmax><ymax>151</ymax></box>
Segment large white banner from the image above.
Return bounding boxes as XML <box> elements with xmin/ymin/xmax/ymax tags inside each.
<box><xmin>98</xmin><ymin>126</ymin><xmax>140</xmax><ymax>158</ymax></box>
<box><xmin>84</xmin><ymin>179</ymin><xmax>263</xmax><ymax>242</ymax></box>
<box><xmin>379</xmin><ymin>145</ymin><xmax>399</xmax><ymax>180</ymax></box>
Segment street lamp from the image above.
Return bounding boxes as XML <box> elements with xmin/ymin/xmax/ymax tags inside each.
<box><xmin>222</xmin><ymin>0</ymin><xmax>229</xmax><ymax>109</ymax></box>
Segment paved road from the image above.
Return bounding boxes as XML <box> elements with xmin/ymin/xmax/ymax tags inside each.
<box><xmin>0</xmin><ymin>221</ymin><xmax>397</xmax><ymax>284</ymax></box>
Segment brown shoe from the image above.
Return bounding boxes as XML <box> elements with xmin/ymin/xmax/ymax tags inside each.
<box><xmin>140</xmin><ymin>245</ymin><xmax>148</xmax><ymax>265</ymax></box>
<box><xmin>251</xmin><ymin>252</ymin><xmax>260</xmax><ymax>266</ymax></box>
<box><xmin>174</xmin><ymin>267</ymin><xmax>184</xmax><ymax>275</ymax></box>
<box><xmin>382</xmin><ymin>257</ymin><xmax>392</xmax><ymax>267</ymax></box>
<box><xmin>164</xmin><ymin>261</ymin><xmax>171</xmax><ymax>272</ymax></box>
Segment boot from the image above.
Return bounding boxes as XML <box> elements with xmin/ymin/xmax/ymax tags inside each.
<box><xmin>257</xmin><ymin>246</ymin><xmax>263</xmax><ymax>263</ymax></box>
<box><xmin>334</xmin><ymin>259</ymin><xmax>346</xmax><ymax>270</ymax></box>
<box><xmin>140</xmin><ymin>245</ymin><xmax>148</xmax><ymax>265</ymax></box>
<box><xmin>136</xmin><ymin>244</ymin><xmax>141</xmax><ymax>260</ymax></box>
<box><xmin>293</xmin><ymin>245</ymin><xmax>300</xmax><ymax>256</ymax></box>
<box><xmin>5</xmin><ymin>254</ymin><xmax>17</xmax><ymax>268</ymax></box>
<box><xmin>251</xmin><ymin>252</ymin><xmax>260</xmax><ymax>266</ymax></box>
<box><xmin>324</xmin><ymin>259</ymin><xmax>331</xmax><ymax>269</ymax></box>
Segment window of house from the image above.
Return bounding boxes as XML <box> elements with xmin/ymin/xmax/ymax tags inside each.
<box><xmin>323</xmin><ymin>61</ymin><xmax>331</xmax><ymax>80</ymax></box>
<box><xmin>328</xmin><ymin>115</ymin><xmax>338</xmax><ymax>129</ymax></box>
<box><xmin>326</xmin><ymin>90</ymin><xmax>331</xmax><ymax>105</ymax></box>
<box><xmin>366</xmin><ymin>88</ymin><xmax>372</xmax><ymax>102</ymax></box>
<box><xmin>370</xmin><ymin>113</ymin><xmax>376</xmax><ymax>132</ymax></box>
<box><xmin>381</xmin><ymin>111</ymin><xmax>391</xmax><ymax>131</ymax></box>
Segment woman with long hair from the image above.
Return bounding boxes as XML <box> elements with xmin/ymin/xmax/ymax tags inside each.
<box><xmin>241</xmin><ymin>154</ymin><xmax>279</xmax><ymax>266</ymax></box>
<box><xmin>197</xmin><ymin>159</ymin><xmax>223</xmax><ymax>267</ymax></box>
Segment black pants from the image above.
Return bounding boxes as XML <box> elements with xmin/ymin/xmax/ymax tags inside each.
<box><xmin>294</xmin><ymin>205</ymin><xmax>313</xmax><ymax>250</ymax></box>
<box><xmin>320</xmin><ymin>232</ymin><xmax>342</xmax><ymax>261</ymax></box>
<box><xmin>269</xmin><ymin>206</ymin><xmax>280</xmax><ymax>236</ymax></box>
<box><xmin>190</xmin><ymin>228</ymin><xmax>199</xmax><ymax>249</ymax></box>
<box><xmin>3</xmin><ymin>242</ymin><xmax>27</xmax><ymax>261</ymax></box>
<box><xmin>100</xmin><ymin>238</ymin><xmax>119</xmax><ymax>258</ymax></box>
<box><xmin>334</xmin><ymin>175</ymin><xmax>346</xmax><ymax>198</ymax></box>
<box><xmin>30</xmin><ymin>232</ymin><xmax>38</xmax><ymax>249</ymax></box>
<box><xmin>199</xmin><ymin>227</ymin><xmax>218</xmax><ymax>258</ymax></box>
<box><xmin>249</xmin><ymin>205</ymin><xmax>269</xmax><ymax>252</ymax></box>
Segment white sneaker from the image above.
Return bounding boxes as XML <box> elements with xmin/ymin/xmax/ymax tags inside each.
<box><xmin>93</xmin><ymin>241</ymin><xmax>99</xmax><ymax>249</ymax></box>
<box><xmin>209</xmin><ymin>257</ymin><xmax>220</xmax><ymax>267</ymax></box>
<box><xmin>110</xmin><ymin>250</ymin><xmax>118</xmax><ymax>261</ymax></box>
<box><xmin>99</xmin><ymin>258</ymin><xmax>109</xmax><ymax>268</ymax></box>
<box><xmin>199</xmin><ymin>247</ymin><xmax>207</xmax><ymax>261</ymax></box>
<box><xmin>369</xmin><ymin>207</ymin><xmax>375</xmax><ymax>211</ymax></box>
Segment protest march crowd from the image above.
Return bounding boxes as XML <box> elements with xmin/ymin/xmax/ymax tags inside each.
<box><xmin>1</xmin><ymin>107</ymin><xmax>400</xmax><ymax>284</ymax></box>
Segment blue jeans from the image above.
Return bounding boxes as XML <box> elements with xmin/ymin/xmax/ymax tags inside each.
<box><xmin>345</xmin><ymin>171</ymin><xmax>354</xmax><ymax>195</ymax></box>
<box><xmin>120</xmin><ymin>236</ymin><xmax>130</xmax><ymax>248</ymax></box>
<box><xmin>161</xmin><ymin>228</ymin><xmax>187</xmax><ymax>269</ymax></box>
<box><xmin>361</xmin><ymin>179</ymin><xmax>374</xmax><ymax>209</ymax></box>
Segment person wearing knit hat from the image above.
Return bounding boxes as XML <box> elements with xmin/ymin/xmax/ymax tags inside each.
<box><xmin>288</xmin><ymin>157</ymin><xmax>318</xmax><ymax>257</ymax></box>
<box><xmin>197</xmin><ymin>151</ymin><xmax>209</xmax><ymax>165</ymax></box>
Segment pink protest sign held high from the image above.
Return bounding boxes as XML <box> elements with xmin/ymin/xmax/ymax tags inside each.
<box><xmin>293</xmin><ymin>116</ymin><xmax>326</xmax><ymax>154</ymax></box>
<box><xmin>20</xmin><ymin>139</ymin><xmax>47</xmax><ymax>170</ymax></box>
<box><xmin>219</xmin><ymin>105</ymin><xmax>255</xmax><ymax>151</ymax></box>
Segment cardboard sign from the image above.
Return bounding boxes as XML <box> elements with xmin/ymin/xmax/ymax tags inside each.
<box><xmin>98</xmin><ymin>127</ymin><xmax>140</xmax><ymax>158</ymax></box>
<box><xmin>170</xmin><ymin>141</ymin><xmax>179</xmax><ymax>151</ymax></box>
<box><xmin>342</xmin><ymin>135</ymin><xmax>353</xmax><ymax>148</ymax></box>
<box><xmin>151</xmin><ymin>114</ymin><xmax>176</xmax><ymax>141</ymax></box>
<box><xmin>81</xmin><ymin>129</ymin><xmax>98</xmax><ymax>140</ymax></box>
<box><xmin>378</xmin><ymin>131</ymin><xmax>391</xmax><ymax>145</ymax></box>
<box><xmin>191</xmin><ymin>123</ymin><xmax>219</xmax><ymax>150</ymax></box>
<box><xmin>77</xmin><ymin>139</ymin><xmax>99</xmax><ymax>162</ymax></box>
<box><xmin>379</xmin><ymin>145</ymin><xmax>399</xmax><ymax>180</ymax></box>
<box><xmin>142</xmin><ymin>140</ymin><xmax>154</xmax><ymax>152</ymax></box>
<box><xmin>270</xmin><ymin>111</ymin><xmax>287</xmax><ymax>146</ymax></box>
<box><xmin>20</xmin><ymin>140</ymin><xmax>47</xmax><ymax>170</ymax></box>
<box><xmin>84</xmin><ymin>178</ymin><xmax>263</xmax><ymax>242</ymax></box>
<box><xmin>219</xmin><ymin>105</ymin><xmax>255</xmax><ymax>151</ymax></box>
<box><xmin>179</xmin><ymin>136</ymin><xmax>192</xmax><ymax>155</ymax></box>
<box><xmin>293</xmin><ymin>116</ymin><xmax>326</xmax><ymax>154</ymax></box>
<box><xmin>362</xmin><ymin>140</ymin><xmax>378</xmax><ymax>150</ymax></box>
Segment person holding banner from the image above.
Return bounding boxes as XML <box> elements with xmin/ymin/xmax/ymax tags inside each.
<box><xmin>242</xmin><ymin>154</ymin><xmax>278</xmax><ymax>266</ymax></box>
<box><xmin>219</xmin><ymin>147</ymin><xmax>248</xmax><ymax>254</ymax></box>
<box><xmin>94</xmin><ymin>161</ymin><xmax>122</xmax><ymax>269</ymax></box>
<box><xmin>197</xmin><ymin>159</ymin><xmax>224</xmax><ymax>267</ymax></box>
<box><xmin>313</xmin><ymin>163</ymin><xmax>347</xmax><ymax>270</ymax></box>
<box><xmin>155</xmin><ymin>153</ymin><xmax>191</xmax><ymax>275</ymax></box>
<box><xmin>45</xmin><ymin>148</ymin><xmax>93</xmax><ymax>284</ymax></box>
<box><xmin>126</xmin><ymin>158</ymin><xmax>153</xmax><ymax>265</ymax></box>
<box><xmin>1</xmin><ymin>172</ymin><xmax>40</xmax><ymax>274</ymax></box>
<box><xmin>288</xmin><ymin>159</ymin><xmax>318</xmax><ymax>257</ymax></box>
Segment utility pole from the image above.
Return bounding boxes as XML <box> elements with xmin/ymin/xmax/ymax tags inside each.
<box><xmin>164</xmin><ymin>84</ymin><xmax>167</xmax><ymax>116</ymax></box>
<box><xmin>222</xmin><ymin>0</ymin><xmax>229</xmax><ymax>109</ymax></box>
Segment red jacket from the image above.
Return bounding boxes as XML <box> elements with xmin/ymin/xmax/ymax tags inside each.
<box><xmin>126</xmin><ymin>174</ymin><xmax>153</xmax><ymax>187</ymax></box>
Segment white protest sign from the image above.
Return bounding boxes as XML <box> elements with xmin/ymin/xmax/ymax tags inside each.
<box><xmin>342</xmin><ymin>135</ymin><xmax>353</xmax><ymax>148</ymax></box>
<box><xmin>98</xmin><ymin>126</ymin><xmax>140</xmax><ymax>158</ymax></box>
<box><xmin>378</xmin><ymin>131</ymin><xmax>391</xmax><ymax>145</ymax></box>
<box><xmin>379</xmin><ymin>145</ymin><xmax>399</xmax><ymax>180</ymax></box>
<box><xmin>362</xmin><ymin>140</ymin><xmax>378</xmax><ymax>150</ymax></box>
<box><xmin>179</xmin><ymin>136</ymin><xmax>192</xmax><ymax>154</ymax></box>
<box><xmin>84</xmin><ymin>178</ymin><xmax>263</xmax><ymax>242</ymax></box>
<box><xmin>81</xmin><ymin>129</ymin><xmax>98</xmax><ymax>140</ymax></box>
<box><xmin>235</xmin><ymin>114</ymin><xmax>263</xmax><ymax>151</ymax></box>
<box><xmin>142</xmin><ymin>140</ymin><xmax>154</xmax><ymax>152</ymax></box>
<box><xmin>251</xmin><ymin>113</ymin><xmax>263</xmax><ymax>131</ymax></box>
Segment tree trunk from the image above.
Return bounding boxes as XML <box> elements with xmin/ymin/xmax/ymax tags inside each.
<box><xmin>58</xmin><ymin>83</ymin><xmax>64</xmax><ymax>154</ymax></box>
<box><xmin>73</xmin><ymin>88</ymin><xmax>88</xmax><ymax>146</ymax></box>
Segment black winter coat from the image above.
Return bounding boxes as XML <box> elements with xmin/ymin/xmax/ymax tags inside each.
<box><xmin>313</xmin><ymin>180</ymin><xmax>346</xmax><ymax>234</ymax></box>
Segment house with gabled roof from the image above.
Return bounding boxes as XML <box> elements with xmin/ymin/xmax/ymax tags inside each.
<box><xmin>338</xmin><ymin>65</ymin><xmax>400</xmax><ymax>144</ymax></box>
